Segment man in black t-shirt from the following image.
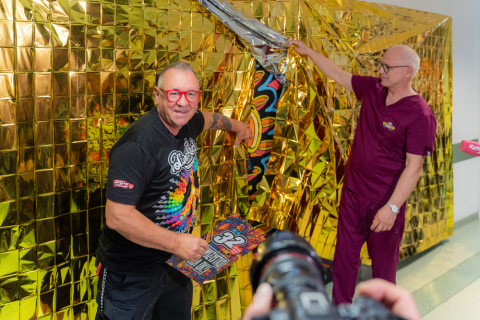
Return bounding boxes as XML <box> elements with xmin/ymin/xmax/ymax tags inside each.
<box><xmin>95</xmin><ymin>62</ymin><xmax>252</xmax><ymax>320</ymax></box>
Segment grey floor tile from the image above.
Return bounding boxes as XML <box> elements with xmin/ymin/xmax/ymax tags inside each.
<box><xmin>422</xmin><ymin>277</ymin><xmax>480</xmax><ymax>320</ymax></box>
<box><xmin>411</xmin><ymin>252</ymin><xmax>480</xmax><ymax>316</ymax></box>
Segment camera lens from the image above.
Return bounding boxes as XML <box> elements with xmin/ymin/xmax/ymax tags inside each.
<box><xmin>250</xmin><ymin>231</ymin><xmax>325</xmax><ymax>291</ymax></box>
<box><xmin>250</xmin><ymin>231</ymin><xmax>339</xmax><ymax>320</ymax></box>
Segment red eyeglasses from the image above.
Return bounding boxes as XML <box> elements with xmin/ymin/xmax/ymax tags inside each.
<box><xmin>159</xmin><ymin>88</ymin><xmax>201</xmax><ymax>102</ymax></box>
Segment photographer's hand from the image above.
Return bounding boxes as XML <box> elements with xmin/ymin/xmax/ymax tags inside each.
<box><xmin>358</xmin><ymin>279</ymin><xmax>420</xmax><ymax>320</ymax></box>
<box><xmin>242</xmin><ymin>283</ymin><xmax>273</xmax><ymax>320</ymax></box>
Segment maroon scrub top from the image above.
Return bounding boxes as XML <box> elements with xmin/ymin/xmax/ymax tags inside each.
<box><xmin>344</xmin><ymin>75</ymin><xmax>437</xmax><ymax>204</ymax></box>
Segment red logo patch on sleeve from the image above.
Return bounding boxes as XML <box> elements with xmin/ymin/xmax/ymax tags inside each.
<box><xmin>113</xmin><ymin>179</ymin><xmax>134</xmax><ymax>189</ymax></box>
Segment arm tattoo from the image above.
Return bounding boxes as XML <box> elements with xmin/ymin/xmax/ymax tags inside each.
<box><xmin>209</xmin><ymin>113</ymin><xmax>233</xmax><ymax>131</ymax></box>
<box><xmin>220</xmin><ymin>115</ymin><xmax>233</xmax><ymax>130</ymax></box>
<box><xmin>210</xmin><ymin>113</ymin><xmax>220</xmax><ymax>129</ymax></box>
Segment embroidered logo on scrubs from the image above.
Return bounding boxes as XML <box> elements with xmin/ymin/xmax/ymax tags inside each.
<box><xmin>383</xmin><ymin>121</ymin><xmax>396</xmax><ymax>131</ymax></box>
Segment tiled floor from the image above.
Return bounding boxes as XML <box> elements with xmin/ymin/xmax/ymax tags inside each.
<box><xmin>324</xmin><ymin>215</ymin><xmax>480</xmax><ymax>319</ymax></box>
<box><xmin>411</xmin><ymin>216</ymin><xmax>480</xmax><ymax>319</ymax></box>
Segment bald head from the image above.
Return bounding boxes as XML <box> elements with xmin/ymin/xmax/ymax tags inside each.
<box><xmin>386</xmin><ymin>45</ymin><xmax>420</xmax><ymax>78</ymax></box>
<box><xmin>157</xmin><ymin>61</ymin><xmax>196</xmax><ymax>88</ymax></box>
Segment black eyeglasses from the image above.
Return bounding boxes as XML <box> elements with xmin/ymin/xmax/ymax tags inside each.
<box><xmin>378</xmin><ymin>62</ymin><xmax>410</xmax><ymax>73</ymax></box>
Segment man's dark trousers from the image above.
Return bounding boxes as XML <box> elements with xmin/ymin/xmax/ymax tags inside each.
<box><xmin>95</xmin><ymin>263</ymin><xmax>192</xmax><ymax>320</ymax></box>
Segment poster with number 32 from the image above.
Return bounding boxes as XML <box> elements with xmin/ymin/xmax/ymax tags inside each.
<box><xmin>166</xmin><ymin>214</ymin><xmax>265</xmax><ymax>284</ymax></box>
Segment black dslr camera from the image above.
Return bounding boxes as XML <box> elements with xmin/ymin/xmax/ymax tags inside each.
<box><xmin>250</xmin><ymin>231</ymin><xmax>406</xmax><ymax>320</ymax></box>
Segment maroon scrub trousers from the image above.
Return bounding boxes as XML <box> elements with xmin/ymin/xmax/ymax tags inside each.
<box><xmin>332</xmin><ymin>188</ymin><xmax>405</xmax><ymax>305</ymax></box>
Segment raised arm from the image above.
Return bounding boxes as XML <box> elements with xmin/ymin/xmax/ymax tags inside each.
<box><xmin>201</xmin><ymin>111</ymin><xmax>252</xmax><ymax>146</ymax></box>
<box><xmin>285</xmin><ymin>39</ymin><xmax>353</xmax><ymax>92</ymax></box>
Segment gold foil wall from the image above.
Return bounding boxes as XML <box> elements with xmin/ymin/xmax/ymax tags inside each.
<box><xmin>0</xmin><ymin>0</ymin><xmax>452</xmax><ymax>319</ymax></box>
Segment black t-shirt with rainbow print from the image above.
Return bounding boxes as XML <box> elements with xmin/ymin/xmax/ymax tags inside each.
<box><xmin>96</xmin><ymin>107</ymin><xmax>204</xmax><ymax>276</ymax></box>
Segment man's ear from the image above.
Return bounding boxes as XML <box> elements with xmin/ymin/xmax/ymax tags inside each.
<box><xmin>153</xmin><ymin>86</ymin><xmax>161</xmax><ymax>104</ymax></box>
<box><xmin>409</xmin><ymin>66</ymin><xmax>414</xmax><ymax>77</ymax></box>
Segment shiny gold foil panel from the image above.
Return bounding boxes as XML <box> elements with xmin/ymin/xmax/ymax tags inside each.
<box><xmin>0</xmin><ymin>0</ymin><xmax>452</xmax><ymax>319</ymax></box>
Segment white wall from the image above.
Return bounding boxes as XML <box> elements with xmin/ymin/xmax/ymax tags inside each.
<box><xmin>453</xmin><ymin>159</ymin><xmax>479</xmax><ymax>220</ymax></box>
<box><xmin>364</xmin><ymin>0</ymin><xmax>480</xmax><ymax>221</ymax></box>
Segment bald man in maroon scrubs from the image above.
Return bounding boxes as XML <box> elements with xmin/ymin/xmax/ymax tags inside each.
<box><xmin>285</xmin><ymin>40</ymin><xmax>437</xmax><ymax>305</ymax></box>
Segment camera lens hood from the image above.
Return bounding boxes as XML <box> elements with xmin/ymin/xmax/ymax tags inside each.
<box><xmin>250</xmin><ymin>231</ymin><xmax>325</xmax><ymax>291</ymax></box>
